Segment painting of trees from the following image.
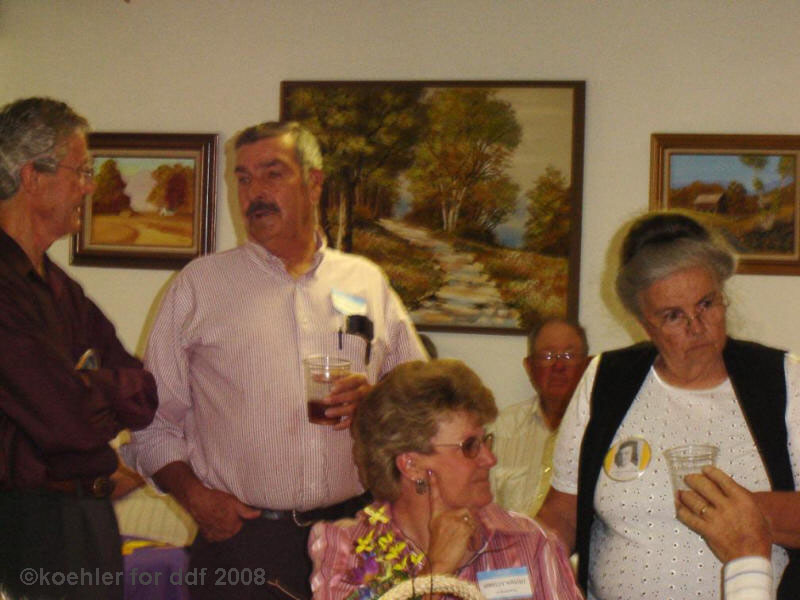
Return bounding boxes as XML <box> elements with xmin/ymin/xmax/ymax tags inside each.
<box><xmin>405</xmin><ymin>88</ymin><xmax>521</xmax><ymax>242</ymax></box>
<box><xmin>524</xmin><ymin>166</ymin><xmax>571</xmax><ymax>256</ymax></box>
<box><xmin>282</xmin><ymin>84</ymin><xmax>426</xmax><ymax>249</ymax></box>
<box><xmin>92</xmin><ymin>159</ymin><xmax>131</xmax><ymax>214</ymax></box>
<box><xmin>281</xmin><ymin>82</ymin><xmax>584</xmax><ymax>330</ymax></box>
<box><xmin>146</xmin><ymin>164</ymin><xmax>195</xmax><ymax>215</ymax></box>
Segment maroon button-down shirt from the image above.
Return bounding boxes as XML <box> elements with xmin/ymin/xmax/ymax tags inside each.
<box><xmin>0</xmin><ymin>228</ymin><xmax>157</xmax><ymax>488</ymax></box>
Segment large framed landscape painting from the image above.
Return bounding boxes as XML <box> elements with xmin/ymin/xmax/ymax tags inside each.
<box><xmin>71</xmin><ymin>132</ymin><xmax>217</xmax><ymax>269</ymax></box>
<box><xmin>282</xmin><ymin>80</ymin><xmax>585</xmax><ymax>333</ymax></box>
<box><xmin>651</xmin><ymin>133</ymin><xmax>800</xmax><ymax>275</ymax></box>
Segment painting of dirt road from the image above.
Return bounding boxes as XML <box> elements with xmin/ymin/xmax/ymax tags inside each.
<box><xmin>89</xmin><ymin>156</ymin><xmax>195</xmax><ymax>248</ymax></box>
<box><xmin>651</xmin><ymin>134</ymin><xmax>800</xmax><ymax>275</ymax></box>
<box><xmin>282</xmin><ymin>81</ymin><xmax>585</xmax><ymax>332</ymax></box>
<box><xmin>71</xmin><ymin>133</ymin><xmax>217</xmax><ymax>269</ymax></box>
<box><xmin>91</xmin><ymin>212</ymin><xmax>193</xmax><ymax>247</ymax></box>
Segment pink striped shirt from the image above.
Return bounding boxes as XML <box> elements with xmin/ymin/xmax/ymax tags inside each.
<box><xmin>123</xmin><ymin>241</ymin><xmax>426</xmax><ymax>510</ymax></box>
<box><xmin>308</xmin><ymin>502</ymin><xmax>584</xmax><ymax>600</ymax></box>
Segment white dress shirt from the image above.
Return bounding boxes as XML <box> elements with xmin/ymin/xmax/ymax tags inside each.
<box><xmin>490</xmin><ymin>395</ymin><xmax>557</xmax><ymax>516</ymax></box>
<box><xmin>123</xmin><ymin>240</ymin><xmax>426</xmax><ymax>511</ymax></box>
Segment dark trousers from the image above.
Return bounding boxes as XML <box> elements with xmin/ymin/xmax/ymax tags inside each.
<box><xmin>0</xmin><ymin>489</ymin><xmax>123</xmax><ymax>600</ymax></box>
<box><xmin>187</xmin><ymin>493</ymin><xmax>370</xmax><ymax>600</ymax></box>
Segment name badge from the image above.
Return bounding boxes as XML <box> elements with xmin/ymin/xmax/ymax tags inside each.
<box><xmin>476</xmin><ymin>567</ymin><xmax>533</xmax><ymax>600</ymax></box>
<box><xmin>331</xmin><ymin>289</ymin><xmax>367</xmax><ymax>316</ymax></box>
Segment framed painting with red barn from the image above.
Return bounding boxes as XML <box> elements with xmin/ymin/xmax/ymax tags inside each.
<box><xmin>650</xmin><ymin>133</ymin><xmax>800</xmax><ymax>275</ymax></box>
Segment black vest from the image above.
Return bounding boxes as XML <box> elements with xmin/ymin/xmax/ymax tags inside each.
<box><xmin>575</xmin><ymin>338</ymin><xmax>798</xmax><ymax>598</ymax></box>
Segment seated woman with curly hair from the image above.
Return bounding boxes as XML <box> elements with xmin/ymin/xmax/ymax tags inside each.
<box><xmin>308</xmin><ymin>359</ymin><xmax>583</xmax><ymax>600</ymax></box>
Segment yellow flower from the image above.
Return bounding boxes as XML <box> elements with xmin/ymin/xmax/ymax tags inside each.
<box><xmin>409</xmin><ymin>552</ymin><xmax>425</xmax><ymax>566</ymax></box>
<box><xmin>356</xmin><ymin>529</ymin><xmax>375</xmax><ymax>553</ymax></box>
<box><xmin>377</xmin><ymin>532</ymin><xmax>395</xmax><ymax>551</ymax></box>
<box><xmin>365</xmin><ymin>505</ymin><xmax>389</xmax><ymax>525</ymax></box>
<box><xmin>385</xmin><ymin>541</ymin><xmax>407</xmax><ymax>561</ymax></box>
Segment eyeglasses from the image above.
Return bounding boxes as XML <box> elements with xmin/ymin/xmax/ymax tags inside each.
<box><xmin>647</xmin><ymin>292</ymin><xmax>728</xmax><ymax>334</ymax></box>
<box><xmin>531</xmin><ymin>351</ymin><xmax>586</xmax><ymax>365</ymax></box>
<box><xmin>432</xmin><ymin>432</ymin><xmax>494</xmax><ymax>459</ymax></box>
<box><xmin>56</xmin><ymin>163</ymin><xmax>95</xmax><ymax>183</ymax></box>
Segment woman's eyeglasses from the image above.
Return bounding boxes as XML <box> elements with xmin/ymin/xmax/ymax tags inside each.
<box><xmin>648</xmin><ymin>291</ymin><xmax>729</xmax><ymax>334</ymax></box>
<box><xmin>432</xmin><ymin>432</ymin><xmax>494</xmax><ymax>459</ymax></box>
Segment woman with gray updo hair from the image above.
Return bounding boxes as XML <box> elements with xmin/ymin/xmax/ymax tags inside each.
<box><xmin>539</xmin><ymin>211</ymin><xmax>800</xmax><ymax>600</ymax></box>
<box><xmin>615</xmin><ymin>211</ymin><xmax>735</xmax><ymax>317</ymax></box>
<box><xmin>308</xmin><ymin>359</ymin><xmax>583</xmax><ymax>600</ymax></box>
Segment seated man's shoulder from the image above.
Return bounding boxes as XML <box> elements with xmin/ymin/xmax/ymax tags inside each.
<box><xmin>328</xmin><ymin>516</ymin><xmax>360</xmax><ymax>530</ymax></box>
<box><xmin>492</xmin><ymin>400</ymin><xmax>536</xmax><ymax>431</ymax></box>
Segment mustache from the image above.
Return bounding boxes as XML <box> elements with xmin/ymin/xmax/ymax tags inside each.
<box><xmin>246</xmin><ymin>200</ymin><xmax>279</xmax><ymax>218</ymax></box>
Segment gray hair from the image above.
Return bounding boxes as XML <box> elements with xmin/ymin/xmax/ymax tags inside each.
<box><xmin>234</xmin><ymin>120</ymin><xmax>322</xmax><ymax>182</ymax></box>
<box><xmin>615</xmin><ymin>211</ymin><xmax>735</xmax><ymax>317</ymax></box>
<box><xmin>527</xmin><ymin>317</ymin><xmax>588</xmax><ymax>357</ymax></box>
<box><xmin>0</xmin><ymin>97</ymin><xmax>90</xmax><ymax>200</ymax></box>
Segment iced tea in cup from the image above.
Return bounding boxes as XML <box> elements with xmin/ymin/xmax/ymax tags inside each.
<box><xmin>304</xmin><ymin>355</ymin><xmax>351</xmax><ymax>425</ymax></box>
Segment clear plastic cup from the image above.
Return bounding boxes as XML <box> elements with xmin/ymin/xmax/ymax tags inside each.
<box><xmin>663</xmin><ymin>444</ymin><xmax>719</xmax><ymax>494</ymax></box>
<box><xmin>303</xmin><ymin>355</ymin><xmax>351</xmax><ymax>425</ymax></box>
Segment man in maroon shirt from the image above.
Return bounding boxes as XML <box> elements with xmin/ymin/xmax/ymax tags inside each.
<box><xmin>0</xmin><ymin>97</ymin><xmax>158</xmax><ymax>599</ymax></box>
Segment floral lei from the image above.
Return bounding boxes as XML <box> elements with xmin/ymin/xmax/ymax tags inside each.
<box><xmin>344</xmin><ymin>504</ymin><xmax>427</xmax><ymax>600</ymax></box>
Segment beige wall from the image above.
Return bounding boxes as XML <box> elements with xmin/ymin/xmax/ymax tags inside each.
<box><xmin>3</xmin><ymin>0</ymin><xmax>800</xmax><ymax>407</ymax></box>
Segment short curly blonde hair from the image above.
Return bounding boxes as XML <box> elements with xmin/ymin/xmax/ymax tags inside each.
<box><xmin>352</xmin><ymin>359</ymin><xmax>497</xmax><ymax>501</ymax></box>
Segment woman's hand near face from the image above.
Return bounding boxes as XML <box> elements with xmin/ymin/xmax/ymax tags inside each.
<box><xmin>425</xmin><ymin>470</ymin><xmax>478</xmax><ymax>574</ymax></box>
<box><xmin>676</xmin><ymin>466</ymin><xmax>772</xmax><ymax>562</ymax></box>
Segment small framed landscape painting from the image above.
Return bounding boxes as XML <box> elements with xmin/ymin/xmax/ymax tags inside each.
<box><xmin>71</xmin><ymin>132</ymin><xmax>217</xmax><ymax>269</ymax></box>
<box><xmin>651</xmin><ymin>133</ymin><xmax>800</xmax><ymax>275</ymax></box>
<box><xmin>282</xmin><ymin>80</ymin><xmax>586</xmax><ymax>333</ymax></box>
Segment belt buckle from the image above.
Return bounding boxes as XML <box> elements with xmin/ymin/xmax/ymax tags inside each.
<box><xmin>261</xmin><ymin>508</ymin><xmax>288</xmax><ymax>521</ymax></box>
<box><xmin>292</xmin><ymin>509</ymin><xmax>314</xmax><ymax>528</ymax></box>
<box><xmin>89</xmin><ymin>476</ymin><xmax>114</xmax><ymax>499</ymax></box>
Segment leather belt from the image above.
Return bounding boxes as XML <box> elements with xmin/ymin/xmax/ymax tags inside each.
<box><xmin>43</xmin><ymin>476</ymin><xmax>115</xmax><ymax>499</ymax></box>
<box><xmin>260</xmin><ymin>492</ymin><xmax>372</xmax><ymax>526</ymax></box>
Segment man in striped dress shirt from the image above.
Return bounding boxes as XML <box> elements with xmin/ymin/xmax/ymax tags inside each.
<box><xmin>123</xmin><ymin>121</ymin><xmax>427</xmax><ymax>599</ymax></box>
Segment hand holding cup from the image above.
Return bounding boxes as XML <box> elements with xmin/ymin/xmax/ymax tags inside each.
<box><xmin>304</xmin><ymin>355</ymin><xmax>351</xmax><ymax>426</ymax></box>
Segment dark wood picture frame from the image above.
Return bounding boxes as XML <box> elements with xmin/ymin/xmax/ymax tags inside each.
<box><xmin>282</xmin><ymin>80</ymin><xmax>585</xmax><ymax>333</ymax></box>
<box><xmin>651</xmin><ymin>133</ymin><xmax>800</xmax><ymax>275</ymax></box>
<box><xmin>70</xmin><ymin>132</ymin><xmax>217</xmax><ymax>269</ymax></box>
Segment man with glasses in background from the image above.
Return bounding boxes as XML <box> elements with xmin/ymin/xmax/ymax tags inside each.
<box><xmin>490</xmin><ymin>318</ymin><xmax>589</xmax><ymax>516</ymax></box>
<box><xmin>0</xmin><ymin>97</ymin><xmax>158</xmax><ymax>600</ymax></box>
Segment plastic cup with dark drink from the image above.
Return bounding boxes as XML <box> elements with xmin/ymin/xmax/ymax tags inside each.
<box><xmin>304</xmin><ymin>355</ymin><xmax>351</xmax><ymax>425</ymax></box>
